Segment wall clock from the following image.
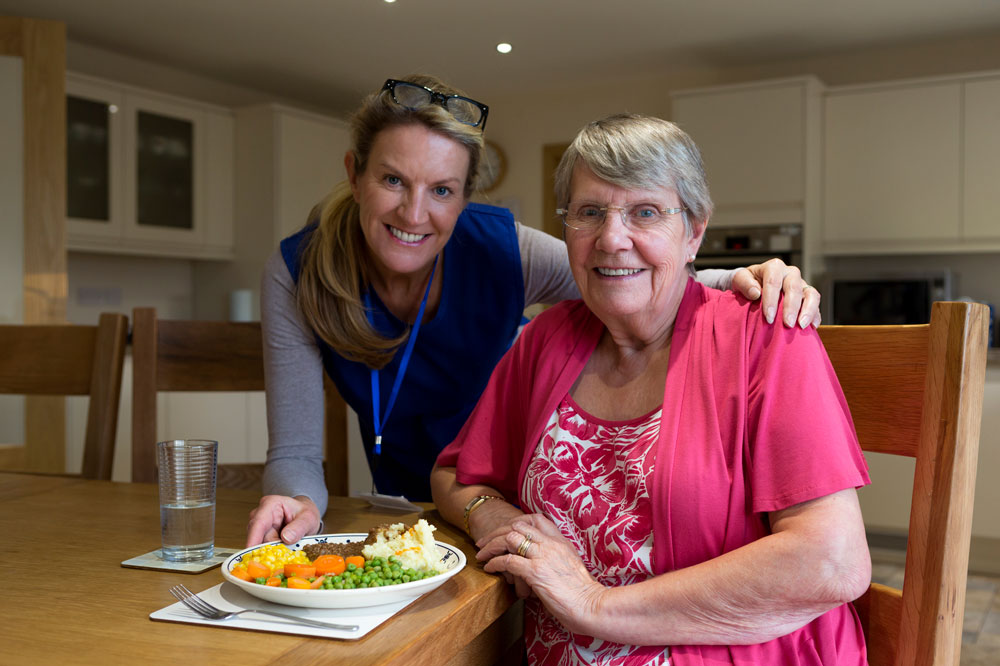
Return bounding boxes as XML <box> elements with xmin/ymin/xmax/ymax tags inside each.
<box><xmin>478</xmin><ymin>140</ymin><xmax>507</xmax><ymax>193</ymax></box>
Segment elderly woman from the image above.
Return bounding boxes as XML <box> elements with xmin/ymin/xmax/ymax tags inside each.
<box><xmin>431</xmin><ymin>114</ymin><xmax>871</xmax><ymax>665</ymax></box>
<box><xmin>248</xmin><ymin>76</ymin><xmax>821</xmax><ymax>547</ymax></box>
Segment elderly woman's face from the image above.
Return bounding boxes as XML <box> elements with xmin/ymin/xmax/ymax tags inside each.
<box><xmin>565</xmin><ymin>163</ymin><xmax>705</xmax><ymax>326</ymax></box>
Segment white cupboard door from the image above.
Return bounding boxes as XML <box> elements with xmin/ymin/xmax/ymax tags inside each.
<box><xmin>202</xmin><ymin>110</ymin><xmax>235</xmax><ymax>256</ymax></box>
<box><xmin>672</xmin><ymin>81</ymin><xmax>807</xmax><ymax>225</ymax></box>
<box><xmin>274</xmin><ymin>109</ymin><xmax>350</xmax><ymax>243</ymax></box>
<box><xmin>823</xmin><ymin>82</ymin><xmax>961</xmax><ymax>246</ymax></box>
<box><xmin>963</xmin><ymin>78</ymin><xmax>1000</xmax><ymax>241</ymax></box>
<box><xmin>66</xmin><ymin>76</ymin><xmax>125</xmax><ymax>242</ymax></box>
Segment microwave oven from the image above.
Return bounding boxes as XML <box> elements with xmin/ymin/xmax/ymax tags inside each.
<box><xmin>823</xmin><ymin>270</ymin><xmax>953</xmax><ymax>326</ymax></box>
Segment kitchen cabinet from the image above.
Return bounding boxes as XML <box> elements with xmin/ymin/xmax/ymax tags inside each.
<box><xmin>964</xmin><ymin>77</ymin><xmax>1000</xmax><ymax>240</ymax></box>
<box><xmin>192</xmin><ymin>103</ymin><xmax>349</xmax><ymax>319</ymax></box>
<box><xmin>823</xmin><ymin>72</ymin><xmax>1000</xmax><ymax>254</ymax></box>
<box><xmin>66</xmin><ymin>73</ymin><xmax>234</xmax><ymax>260</ymax></box>
<box><xmin>671</xmin><ymin>76</ymin><xmax>824</xmax><ymax>278</ymax></box>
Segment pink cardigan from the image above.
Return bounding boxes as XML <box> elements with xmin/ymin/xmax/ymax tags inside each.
<box><xmin>438</xmin><ymin>279</ymin><xmax>870</xmax><ymax>665</ymax></box>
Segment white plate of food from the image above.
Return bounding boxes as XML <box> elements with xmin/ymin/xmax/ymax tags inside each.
<box><xmin>221</xmin><ymin>522</ymin><xmax>466</xmax><ymax>609</ymax></box>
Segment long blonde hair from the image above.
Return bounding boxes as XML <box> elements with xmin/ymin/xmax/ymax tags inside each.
<box><xmin>296</xmin><ymin>75</ymin><xmax>484</xmax><ymax>369</ymax></box>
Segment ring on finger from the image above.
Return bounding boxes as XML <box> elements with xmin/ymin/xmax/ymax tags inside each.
<box><xmin>516</xmin><ymin>534</ymin><xmax>533</xmax><ymax>557</ymax></box>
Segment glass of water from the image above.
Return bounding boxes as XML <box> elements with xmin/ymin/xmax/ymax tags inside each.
<box><xmin>157</xmin><ymin>439</ymin><xmax>217</xmax><ymax>562</ymax></box>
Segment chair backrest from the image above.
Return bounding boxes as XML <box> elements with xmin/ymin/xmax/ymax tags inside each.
<box><xmin>818</xmin><ymin>300</ymin><xmax>988</xmax><ymax>666</ymax></box>
<box><xmin>0</xmin><ymin>313</ymin><xmax>128</xmax><ymax>480</ymax></box>
<box><xmin>130</xmin><ymin>307</ymin><xmax>348</xmax><ymax>494</ymax></box>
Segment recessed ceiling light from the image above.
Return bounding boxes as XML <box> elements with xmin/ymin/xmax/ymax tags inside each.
<box><xmin>384</xmin><ymin>0</ymin><xmax>396</xmax><ymax>3</ymax></box>
<box><xmin>496</xmin><ymin>43</ymin><xmax>512</xmax><ymax>54</ymax></box>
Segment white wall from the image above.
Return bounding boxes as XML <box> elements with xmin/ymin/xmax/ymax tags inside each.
<box><xmin>66</xmin><ymin>252</ymin><xmax>194</xmax><ymax>325</ymax></box>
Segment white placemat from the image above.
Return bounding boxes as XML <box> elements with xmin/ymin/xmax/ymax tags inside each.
<box><xmin>150</xmin><ymin>582</ymin><xmax>412</xmax><ymax>640</ymax></box>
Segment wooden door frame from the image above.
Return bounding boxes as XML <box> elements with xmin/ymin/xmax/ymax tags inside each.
<box><xmin>542</xmin><ymin>143</ymin><xmax>570</xmax><ymax>239</ymax></box>
<box><xmin>0</xmin><ymin>16</ymin><xmax>67</xmax><ymax>472</ymax></box>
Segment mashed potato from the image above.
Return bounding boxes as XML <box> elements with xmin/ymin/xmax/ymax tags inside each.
<box><xmin>362</xmin><ymin>519</ymin><xmax>444</xmax><ymax>572</ymax></box>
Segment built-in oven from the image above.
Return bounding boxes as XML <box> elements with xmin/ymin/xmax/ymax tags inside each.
<box><xmin>694</xmin><ymin>224</ymin><xmax>803</xmax><ymax>271</ymax></box>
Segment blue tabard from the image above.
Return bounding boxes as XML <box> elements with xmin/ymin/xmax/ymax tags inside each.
<box><xmin>280</xmin><ymin>203</ymin><xmax>525</xmax><ymax>500</ymax></box>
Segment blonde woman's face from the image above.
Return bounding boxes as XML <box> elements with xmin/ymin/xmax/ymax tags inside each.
<box><xmin>347</xmin><ymin>124</ymin><xmax>470</xmax><ymax>282</ymax></box>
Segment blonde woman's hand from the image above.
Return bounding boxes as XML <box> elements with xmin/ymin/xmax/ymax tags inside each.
<box><xmin>478</xmin><ymin>513</ymin><xmax>606</xmax><ymax>635</ymax></box>
<box><xmin>732</xmin><ymin>258</ymin><xmax>822</xmax><ymax>328</ymax></box>
<box><xmin>246</xmin><ymin>495</ymin><xmax>321</xmax><ymax>547</ymax></box>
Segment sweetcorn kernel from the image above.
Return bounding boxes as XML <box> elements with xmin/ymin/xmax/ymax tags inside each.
<box><xmin>234</xmin><ymin>543</ymin><xmax>311</xmax><ymax>572</ymax></box>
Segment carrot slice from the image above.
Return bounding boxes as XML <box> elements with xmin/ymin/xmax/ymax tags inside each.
<box><xmin>286</xmin><ymin>576</ymin><xmax>311</xmax><ymax>589</ymax></box>
<box><xmin>246</xmin><ymin>560</ymin><xmax>271</xmax><ymax>579</ymax></box>
<box><xmin>265</xmin><ymin>576</ymin><xmax>282</xmax><ymax>587</ymax></box>
<box><xmin>284</xmin><ymin>563</ymin><xmax>317</xmax><ymax>579</ymax></box>
<box><xmin>230</xmin><ymin>568</ymin><xmax>253</xmax><ymax>582</ymax></box>
<box><xmin>309</xmin><ymin>575</ymin><xmax>327</xmax><ymax>589</ymax></box>
<box><xmin>345</xmin><ymin>555</ymin><xmax>365</xmax><ymax>570</ymax></box>
<box><xmin>313</xmin><ymin>554</ymin><xmax>346</xmax><ymax>576</ymax></box>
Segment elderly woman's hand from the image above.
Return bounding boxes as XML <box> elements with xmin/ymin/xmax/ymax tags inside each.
<box><xmin>732</xmin><ymin>258</ymin><xmax>822</xmax><ymax>328</ymax></box>
<box><xmin>477</xmin><ymin>513</ymin><xmax>606</xmax><ymax>636</ymax></box>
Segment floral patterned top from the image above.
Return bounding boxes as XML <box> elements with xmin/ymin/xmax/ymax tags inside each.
<box><xmin>521</xmin><ymin>395</ymin><xmax>670</xmax><ymax>666</ymax></box>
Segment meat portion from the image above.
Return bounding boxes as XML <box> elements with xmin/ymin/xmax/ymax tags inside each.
<box><xmin>302</xmin><ymin>524</ymin><xmax>411</xmax><ymax>561</ymax></box>
<box><xmin>303</xmin><ymin>541</ymin><xmax>364</xmax><ymax>560</ymax></box>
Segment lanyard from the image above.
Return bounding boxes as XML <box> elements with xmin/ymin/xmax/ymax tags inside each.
<box><xmin>364</xmin><ymin>255</ymin><xmax>439</xmax><ymax>464</ymax></box>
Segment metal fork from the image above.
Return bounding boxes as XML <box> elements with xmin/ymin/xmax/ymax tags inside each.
<box><xmin>169</xmin><ymin>584</ymin><xmax>359</xmax><ymax>632</ymax></box>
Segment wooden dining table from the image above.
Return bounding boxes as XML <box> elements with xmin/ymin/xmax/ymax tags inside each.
<box><xmin>0</xmin><ymin>472</ymin><xmax>523</xmax><ymax>665</ymax></box>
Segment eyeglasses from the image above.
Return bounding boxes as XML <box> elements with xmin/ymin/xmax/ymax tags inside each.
<box><xmin>381</xmin><ymin>79</ymin><xmax>489</xmax><ymax>130</ymax></box>
<box><xmin>556</xmin><ymin>202</ymin><xmax>687</xmax><ymax>231</ymax></box>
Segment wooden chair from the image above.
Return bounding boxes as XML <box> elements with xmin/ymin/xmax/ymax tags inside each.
<box><xmin>0</xmin><ymin>313</ymin><xmax>128</xmax><ymax>480</ymax></box>
<box><xmin>818</xmin><ymin>300</ymin><xmax>988</xmax><ymax>666</ymax></box>
<box><xmin>130</xmin><ymin>307</ymin><xmax>348</xmax><ymax>494</ymax></box>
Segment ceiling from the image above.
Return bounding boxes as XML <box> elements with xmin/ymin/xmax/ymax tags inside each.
<box><xmin>4</xmin><ymin>0</ymin><xmax>1000</xmax><ymax>116</ymax></box>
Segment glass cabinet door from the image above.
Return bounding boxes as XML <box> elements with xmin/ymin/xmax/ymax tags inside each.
<box><xmin>65</xmin><ymin>77</ymin><xmax>123</xmax><ymax>240</ymax></box>
<box><xmin>67</xmin><ymin>96</ymin><xmax>111</xmax><ymax>221</ymax></box>
<box><xmin>136</xmin><ymin>110</ymin><xmax>194</xmax><ymax>230</ymax></box>
<box><xmin>123</xmin><ymin>92</ymin><xmax>204</xmax><ymax>244</ymax></box>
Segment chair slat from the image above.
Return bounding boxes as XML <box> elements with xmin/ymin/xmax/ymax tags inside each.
<box><xmin>818</xmin><ymin>325</ymin><xmax>928</xmax><ymax>457</ymax></box>
<box><xmin>0</xmin><ymin>325</ymin><xmax>98</xmax><ymax>394</ymax></box>
<box><xmin>156</xmin><ymin>320</ymin><xmax>265</xmax><ymax>391</ymax></box>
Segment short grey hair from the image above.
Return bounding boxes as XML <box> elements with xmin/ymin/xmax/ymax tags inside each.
<box><xmin>553</xmin><ymin>113</ymin><xmax>714</xmax><ymax>234</ymax></box>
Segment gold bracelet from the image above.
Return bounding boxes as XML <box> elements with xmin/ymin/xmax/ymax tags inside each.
<box><xmin>463</xmin><ymin>494</ymin><xmax>504</xmax><ymax>536</ymax></box>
